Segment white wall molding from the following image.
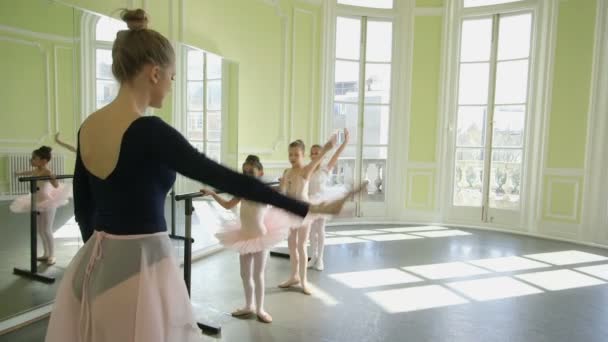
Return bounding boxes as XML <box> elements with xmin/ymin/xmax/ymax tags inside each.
<box><xmin>406</xmin><ymin>169</ymin><xmax>435</xmax><ymax>210</ymax></box>
<box><xmin>0</xmin><ymin>24</ymin><xmax>74</xmax><ymax>44</ymax></box>
<box><xmin>0</xmin><ymin>36</ymin><xmax>51</xmax><ymax>144</ymax></box>
<box><xmin>543</xmin><ymin>168</ymin><xmax>584</xmax><ymax>177</ymax></box>
<box><xmin>544</xmin><ymin>177</ymin><xmax>580</xmax><ymax>221</ymax></box>
<box><xmin>581</xmin><ymin>0</ymin><xmax>608</xmax><ymax>242</ymax></box>
<box><xmin>525</xmin><ymin>0</ymin><xmax>558</xmax><ymax>233</ymax></box>
<box><xmin>53</xmin><ymin>45</ymin><xmax>75</xmax><ymax>138</ymax></box>
<box><xmin>290</xmin><ymin>7</ymin><xmax>318</xmax><ymax>145</ymax></box>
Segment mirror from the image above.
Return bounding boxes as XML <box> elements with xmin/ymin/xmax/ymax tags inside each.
<box><xmin>0</xmin><ymin>0</ymin><xmax>240</xmax><ymax>324</ymax></box>
<box><xmin>0</xmin><ymin>0</ymin><xmax>81</xmax><ymax>323</ymax></box>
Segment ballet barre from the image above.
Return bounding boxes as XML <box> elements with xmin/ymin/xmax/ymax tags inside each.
<box><xmin>14</xmin><ymin>174</ymin><xmax>74</xmax><ymax>284</ymax></box>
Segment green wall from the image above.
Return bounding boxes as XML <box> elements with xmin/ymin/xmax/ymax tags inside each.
<box><xmin>546</xmin><ymin>0</ymin><xmax>596</xmax><ymax>169</ymax></box>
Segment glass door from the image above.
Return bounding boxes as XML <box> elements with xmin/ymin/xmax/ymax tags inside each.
<box><xmin>331</xmin><ymin>16</ymin><xmax>393</xmax><ymax>217</ymax></box>
<box><xmin>450</xmin><ymin>12</ymin><xmax>533</xmax><ymax>225</ymax></box>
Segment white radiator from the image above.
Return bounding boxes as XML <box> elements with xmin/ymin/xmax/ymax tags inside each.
<box><xmin>7</xmin><ymin>153</ymin><xmax>65</xmax><ymax>196</ymax></box>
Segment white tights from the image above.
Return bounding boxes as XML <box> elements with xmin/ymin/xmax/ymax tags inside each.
<box><xmin>37</xmin><ymin>209</ymin><xmax>56</xmax><ymax>258</ymax></box>
<box><xmin>239</xmin><ymin>251</ymin><xmax>268</xmax><ymax>314</ymax></box>
<box><xmin>309</xmin><ymin>218</ymin><xmax>326</xmax><ymax>263</ymax></box>
<box><xmin>286</xmin><ymin>224</ymin><xmax>311</xmax><ymax>288</ymax></box>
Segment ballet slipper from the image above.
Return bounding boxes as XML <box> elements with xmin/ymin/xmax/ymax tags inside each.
<box><xmin>231</xmin><ymin>307</ymin><xmax>254</xmax><ymax>317</ymax></box>
<box><xmin>301</xmin><ymin>284</ymin><xmax>312</xmax><ymax>296</ymax></box>
<box><xmin>37</xmin><ymin>256</ymin><xmax>49</xmax><ymax>261</ymax></box>
<box><xmin>307</xmin><ymin>257</ymin><xmax>317</xmax><ymax>269</ymax></box>
<box><xmin>278</xmin><ymin>277</ymin><xmax>300</xmax><ymax>288</ymax></box>
<box><xmin>314</xmin><ymin>260</ymin><xmax>324</xmax><ymax>271</ymax></box>
<box><xmin>309</xmin><ymin>181</ymin><xmax>368</xmax><ymax>215</ymax></box>
<box><xmin>256</xmin><ymin>311</ymin><xmax>273</xmax><ymax>324</ymax></box>
<box><xmin>46</xmin><ymin>257</ymin><xmax>56</xmax><ymax>265</ymax></box>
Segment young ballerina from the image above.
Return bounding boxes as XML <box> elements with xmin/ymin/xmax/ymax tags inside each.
<box><xmin>202</xmin><ymin>155</ymin><xmax>290</xmax><ymax>323</ymax></box>
<box><xmin>278</xmin><ymin>136</ymin><xmax>337</xmax><ymax>295</ymax></box>
<box><xmin>308</xmin><ymin>128</ymin><xmax>350</xmax><ymax>271</ymax></box>
<box><xmin>10</xmin><ymin>146</ymin><xmax>72</xmax><ymax>265</ymax></box>
<box><xmin>54</xmin><ymin>132</ymin><xmax>77</xmax><ymax>153</ymax></box>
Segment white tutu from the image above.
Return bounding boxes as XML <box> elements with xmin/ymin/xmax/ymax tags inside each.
<box><xmin>10</xmin><ymin>182</ymin><xmax>72</xmax><ymax>213</ymax></box>
<box><xmin>45</xmin><ymin>231</ymin><xmax>203</xmax><ymax>342</ymax></box>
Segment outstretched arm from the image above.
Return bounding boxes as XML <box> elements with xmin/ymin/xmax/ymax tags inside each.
<box><xmin>302</xmin><ymin>133</ymin><xmax>337</xmax><ymax>179</ymax></box>
<box><xmin>149</xmin><ymin>117</ymin><xmax>309</xmax><ymax>218</ymax></box>
<box><xmin>55</xmin><ymin>133</ymin><xmax>77</xmax><ymax>153</ymax></box>
<box><xmin>326</xmin><ymin>128</ymin><xmax>349</xmax><ymax>172</ymax></box>
<box><xmin>201</xmin><ymin>189</ymin><xmax>241</xmax><ymax>209</ymax></box>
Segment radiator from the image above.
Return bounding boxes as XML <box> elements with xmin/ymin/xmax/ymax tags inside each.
<box><xmin>7</xmin><ymin>153</ymin><xmax>65</xmax><ymax>196</ymax></box>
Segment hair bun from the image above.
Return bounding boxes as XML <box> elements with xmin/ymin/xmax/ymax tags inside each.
<box><xmin>120</xmin><ymin>8</ymin><xmax>148</xmax><ymax>30</ymax></box>
<box><xmin>41</xmin><ymin>146</ymin><xmax>52</xmax><ymax>153</ymax></box>
<box><xmin>245</xmin><ymin>155</ymin><xmax>260</xmax><ymax>163</ymax></box>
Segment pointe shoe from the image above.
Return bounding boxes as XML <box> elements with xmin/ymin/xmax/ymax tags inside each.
<box><xmin>256</xmin><ymin>311</ymin><xmax>273</xmax><ymax>323</ymax></box>
<box><xmin>231</xmin><ymin>307</ymin><xmax>254</xmax><ymax>317</ymax></box>
<box><xmin>278</xmin><ymin>278</ymin><xmax>300</xmax><ymax>288</ymax></box>
<box><xmin>310</xmin><ymin>182</ymin><xmax>369</xmax><ymax>215</ymax></box>
<box><xmin>37</xmin><ymin>256</ymin><xmax>49</xmax><ymax>262</ymax></box>
<box><xmin>314</xmin><ymin>260</ymin><xmax>324</xmax><ymax>271</ymax></box>
<box><xmin>46</xmin><ymin>257</ymin><xmax>56</xmax><ymax>265</ymax></box>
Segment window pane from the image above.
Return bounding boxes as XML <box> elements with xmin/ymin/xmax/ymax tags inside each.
<box><xmin>492</xmin><ymin>105</ymin><xmax>525</xmax><ymax>148</ymax></box>
<box><xmin>334</xmin><ymin>60</ymin><xmax>359</xmax><ymax>99</ymax></box>
<box><xmin>207</xmin><ymin>111</ymin><xmax>222</xmax><ymax>142</ymax></box>
<box><xmin>187</xmin><ymin>81</ymin><xmax>204</xmax><ymax>111</ymax></box>
<box><xmin>453</xmin><ymin>148</ymin><xmax>484</xmax><ymax>207</ymax></box>
<box><xmin>456</xmin><ymin>106</ymin><xmax>486</xmax><ymax>147</ymax></box>
<box><xmin>458</xmin><ymin>62</ymin><xmax>490</xmax><ymax>105</ymax></box>
<box><xmin>206</xmin><ymin>142</ymin><xmax>221</xmax><ymax>162</ymax></box>
<box><xmin>95</xmin><ymin>16</ymin><xmax>127</xmax><ymax>42</ymax></box>
<box><xmin>363</xmin><ymin>105</ymin><xmax>390</xmax><ymax>145</ymax></box>
<box><xmin>366</xmin><ymin>21</ymin><xmax>392</xmax><ymax>62</ymax></box>
<box><xmin>96</xmin><ymin>80</ymin><xmax>118</xmax><ymax>109</ymax></box>
<box><xmin>495</xmin><ymin>60</ymin><xmax>529</xmax><ymax>104</ymax></box>
<box><xmin>365</xmin><ymin>63</ymin><xmax>391</xmax><ymax>104</ymax></box>
<box><xmin>489</xmin><ymin>149</ymin><xmax>522</xmax><ymax>210</ymax></box>
<box><xmin>187</xmin><ymin>49</ymin><xmax>204</xmax><ymax>81</ymax></box>
<box><xmin>363</xmin><ymin>146</ymin><xmax>387</xmax><ymax>202</ymax></box>
<box><xmin>336</xmin><ymin>17</ymin><xmax>361</xmax><ymax>60</ymax></box>
<box><xmin>498</xmin><ymin>13</ymin><xmax>532</xmax><ymax>60</ymax></box>
<box><xmin>207</xmin><ymin>53</ymin><xmax>222</xmax><ymax>79</ymax></box>
<box><xmin>338</xmin><ymin>0</ymin><xmax>393</xmax><ymax>9</ymax></box>
<box><xmin>464</xmin><ymin>0</ymin><xmax>522</xmax><ymax>7</ymax></box>
<box><xmin>207</xmin><ymin>80</ymin><xmax>222</xmax><ymax>111</ymax></box>
<box><xmin>186</xmin><ymin>112</ymin><xmax>203</xmax><ymax>141</ymax></box>
<box><xmin>460</xmin><ymin>18</ymin><xmax>492</xmax><ymax>62</ymax></box>
<box><xmin>96</xmin><ymin>49</ymin><xmax>113</xmax><ymax>79</ymax></box>
<box><xmin>333</xmin><ymin>103</ymin><xmax>359</xmax><ymax>144</ymax></box>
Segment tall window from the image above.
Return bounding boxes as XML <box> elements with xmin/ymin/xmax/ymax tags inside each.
<box><xmin>331</xmin><ymin>11</ymin><xmax>393</xmax><ymax>214</ymax></box>
<box><xmin>452</xmin><ymin>11</ymin><xmax>533</xmax><ymax>214</ymax></box>
<box><xmin>94</xmin><ymin>16</ymin><xmax>126</xmax><ymax>109</ymax></box>
<box><xmin>184</xmin><ymin>47</ymin><xmax>222</xmax><ymax>161</ymax></box>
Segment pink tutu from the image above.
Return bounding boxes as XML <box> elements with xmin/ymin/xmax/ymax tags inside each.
<box><xmin>215</xmin><ymin>201</ymin><xmax>300</xmax><ymax>254</ymax></box>
<box><xmin>308</xmin><ymin>184</ymin><xmax>349</xmax><ymax>205</ymax></box>
<box><xmin>10</xmin><ymin>182</ymin><xmax>72</xmax><ymax>213</ymax></box>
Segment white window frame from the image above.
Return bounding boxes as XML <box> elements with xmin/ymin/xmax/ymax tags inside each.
<box><xmin>80</xmin><ymin>12</ymin><xmax>126</xmax><ymax>119</ymax></box>
<box><xmin>321</xmin><ymin>1</ymin><xmax>403</xmax><ymax>218</ymax></box>
<box><xmin>439</xmin><ymin>0</ymin><xmax>557</xmax><ymax>229</ymax></box>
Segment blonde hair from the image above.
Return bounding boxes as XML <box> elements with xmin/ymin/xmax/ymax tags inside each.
<box><xmin>112</xmin><ymin>9</ymin><xmax>175</xmax><ymax>83</ymax></box>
